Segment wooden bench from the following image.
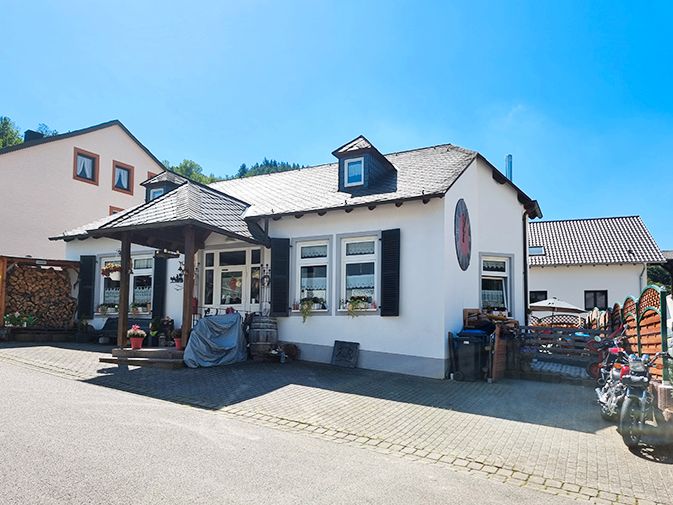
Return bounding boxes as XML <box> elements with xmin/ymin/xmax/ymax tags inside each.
<box><xmin>94</xmin><ymin>317</ymin><xmax>151</xmax><ymax>344</ymax></box>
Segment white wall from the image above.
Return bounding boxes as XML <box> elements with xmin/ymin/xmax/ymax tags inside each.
<box><xmin>265</xmin><ymin>200</ymin><xmax>448</xmax><ymax>362</ymax></box>
<box><xmin>529</xmin><ymin>263</ymin><xmax>646</xmax><ymax>310</ymax></box>
<box><xmin>63</xmin><ymin>237</ymin><xmax>183</xmax><ymax>328</ymax></box>
<box><xmin>0</xmin><ymin>124</ymin><xmax>163</xmax><ymax>259</ymax></box>
<box><xmin>442</xmin><ymin>158</ymin><xmax>528</xmax><ymax>339</ymax></box>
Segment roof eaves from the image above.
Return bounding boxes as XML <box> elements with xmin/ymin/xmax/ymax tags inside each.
<box><xmin>0</xmin><ymin>119</ymin><xmax>167</xmax><ymax>172</ymax></box>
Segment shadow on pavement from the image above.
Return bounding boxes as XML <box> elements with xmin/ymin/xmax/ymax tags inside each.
<box><xmin>82</xmin><ymin>357</ymin><xmax>606</xmax><ymax>434</ymax></box>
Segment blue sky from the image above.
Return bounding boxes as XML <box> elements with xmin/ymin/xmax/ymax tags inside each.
<box><xmin>2</xmin><ymin>1</ymin><xmax>672</xmax><ymax>247</ymax></box>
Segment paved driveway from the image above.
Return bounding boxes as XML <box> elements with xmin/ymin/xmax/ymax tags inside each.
<box><xmin>0</xmin><ymin>343</ymin><xmax>671</xmax><ymax>505</ymax></box>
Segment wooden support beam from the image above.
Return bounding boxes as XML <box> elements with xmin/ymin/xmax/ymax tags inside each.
<box><xmin>117</xmin><ymin>233</ymin><xmax>131</xmax><ymax>348</ymax></box>
<box><xmin>0</xmin><ymin>257</ymin><xmax>6</xmax><ymax>326</ymax></box>
<box><xmin>182</xmin><ymin>226</ymin><xmax>196</xmax><ymax>346</ymax></box>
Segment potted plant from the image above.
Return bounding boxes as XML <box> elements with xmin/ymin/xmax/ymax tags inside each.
<box><xmin>299</xmin><ymin>296</ymin><xmax>325</xmax><ymax>323</ymax></box>
<box><xmin>347</xmin><ymin>295</ymin><xmax>370</xmax><ymax>317</ymax></box>
<box><xmin>127</xmin><ymin>324</ymin><xmax>146</xmax><ymax>350</ymax></box>
<box><xmin>172</xmin><ymin>329</ymin><xmax>183</xmax><ymax>350</ymax></box>
<box><xmin>101</xmin><ymin>263</ymin><xmax>122</xmax><ymax>281</ymax></box>
<box><xmin>130</xmin><ymin>303</ymin><xmax>142</xmax><ymax>315</ymax></box>
<box><xmin>3</xmin><ymin>312</ymin><xmax>23</xmax><ymax>327</ymax></box>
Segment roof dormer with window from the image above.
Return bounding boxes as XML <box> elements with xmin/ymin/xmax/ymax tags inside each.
<box><xmin>141</xmin><ymin>170</ymin><xmax>187</xmax><ymax>202</ymax></box>
<box><xmin>332</xmin><ymin>135</ymin><xmax>397</xmax><ymax>194</ymax></box>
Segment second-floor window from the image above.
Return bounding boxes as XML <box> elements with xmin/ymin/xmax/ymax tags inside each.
<box><xmin>73</xmin><ymin>147</ymin><xmax>99</xmax><ymax>185</ymax></box>
<box><xmin>112</xmin><ymin>161</ymin><xmax>134</xmax><ymax>195</ymax></box>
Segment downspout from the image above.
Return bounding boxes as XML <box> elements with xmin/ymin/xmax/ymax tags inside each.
<box><xmin>522</xmin><ymin>211</ymin><xmax>529</xmax><ymax>326</ymax></box>
<box><xmin>638</xmin><ymin>263</ymin><xmax>647</xmax><ymax>292</ymax></box>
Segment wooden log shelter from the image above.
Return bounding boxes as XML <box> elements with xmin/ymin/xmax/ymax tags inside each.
<box><xmin>0</xmin><ymin>256</ymin><xmax>79</xmax><ymax>329</ymax></box>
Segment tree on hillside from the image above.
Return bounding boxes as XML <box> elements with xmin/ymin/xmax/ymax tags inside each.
<box><xmin>163</xmin><ymin>159</ymin><xmax>221</xmax><ymax>184</ymax></box>
<box><xmin>0</xmin><ymin>116</ymin><xmax>22</xmax><ymax>148</ymax></box>
<box><xmin>36</xmin><ymin>123</ymin><xmax>58</xmax><ymax>137</ymax></box>
<box><xmin>240</xmin><ymin>158</ymin><xmax>304</xmax><ymax>178</ymax></box>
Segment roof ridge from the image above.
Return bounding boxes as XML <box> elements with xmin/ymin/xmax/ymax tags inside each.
<box><xmin>531</xmin><ymin>215</ymin><xmax>642</xmax><ymax>224</ymax></box>
<box><xmin>213</xmin><ymin>143</ymin><xmax>476</xmax><ymax>184</ymax></box>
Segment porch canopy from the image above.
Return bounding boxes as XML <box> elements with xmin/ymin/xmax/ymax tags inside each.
<box><xmin>52</xmin><ymin>180</ymin><xmax>267</xmax><ymax>347</ymax></box>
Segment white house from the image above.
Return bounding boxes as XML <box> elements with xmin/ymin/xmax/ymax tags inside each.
<box><xmin>0</xmin><ymin>120</ymin><xmax>165</xmax><ymax>259</ymax></box>
<box><xmin>528</xmin><ymin>216</ymin><xmax>665</xmax><ymax>312</ymax></box>
<box><xmin>55</xmin><ymin>135</ymin><xmax>541</xmax><ymax>378</ymax></box>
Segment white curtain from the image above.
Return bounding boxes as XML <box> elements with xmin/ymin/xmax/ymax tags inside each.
<box><xmin>78</xmin><ymin>156</ymin><xmax>93</xmax><ymax>179</ymax></box>
<box><xmin>115</xmin><ymin>167</ymin><xmax>129</xmax><ymax>189</ymax></box>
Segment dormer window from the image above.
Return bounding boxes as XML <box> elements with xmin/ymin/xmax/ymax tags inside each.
<box><xmin>149</xmin><ymin>188</ymin><xmax>165</xmax><ymax>200</ymax></box>
<box><xmin>344</xmin><ymin>157</ymin><xmax>364</xmax><ymax>187</ymax></box>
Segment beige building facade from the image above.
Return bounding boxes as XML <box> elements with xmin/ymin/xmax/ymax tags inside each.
<box><xmin>0</xmin><ymin>121</ymin><xmax>165</xmax><ymax>259</ymax></box>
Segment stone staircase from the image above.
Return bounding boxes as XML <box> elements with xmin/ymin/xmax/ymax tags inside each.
<box><xmin>99</xmin><ymin>348</ymin><xmax>185</xmax><ymax>369</ymax></box>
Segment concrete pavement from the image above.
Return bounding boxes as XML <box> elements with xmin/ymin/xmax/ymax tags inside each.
<box><xmin>0</xmin><ymin>362</ymin><xmax>578</xmax><ymax>505</ymax></box>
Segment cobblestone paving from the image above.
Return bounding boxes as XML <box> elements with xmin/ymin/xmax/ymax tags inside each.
<box><xmin>1</xmin><ymin>343</ymin><xmax>672</xmax><ymax>505</ymax></box>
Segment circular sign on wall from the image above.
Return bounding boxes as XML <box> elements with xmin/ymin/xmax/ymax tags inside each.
<box><xmin>454</xmin><ymin>199</ymin><xmax>471</xmax><ymax>271</ymax></box>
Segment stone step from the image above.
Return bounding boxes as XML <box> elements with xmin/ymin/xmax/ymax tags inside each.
<box><xmin>99</xmin><ymin>356</ymin><xmax>185</xmax><ymax>369</ymax></box>
<box><xmin>112</xmin><ymin>348</ymin><xmax>184</xmax><ymax>360</ymax></box>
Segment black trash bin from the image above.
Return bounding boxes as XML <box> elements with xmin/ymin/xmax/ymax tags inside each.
<box><xmin>452</xmin><ymin>329</ymin><xmax>487</xmax><ymax>381</ymax></box>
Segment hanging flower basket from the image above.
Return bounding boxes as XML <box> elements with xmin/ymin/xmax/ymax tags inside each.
<box><xmin>101</xmin><ymin>263</ymin><xmax>122</xmax><ymax>281</ymax></box>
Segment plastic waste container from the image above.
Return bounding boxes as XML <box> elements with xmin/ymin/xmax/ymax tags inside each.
<box><xmin>452</xmin><ymin>329</ymin><xmax>487</xmax><ymax>381</ymax></box>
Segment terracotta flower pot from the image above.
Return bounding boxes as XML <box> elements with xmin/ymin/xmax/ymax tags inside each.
<box><xmin>174</xmin><ymin>337</ymin><xmax>183</xmax><ymax>350</ymax></box>
<box><xmin>130</xmin><ymin>337</ymin><xmax>144</xmax><ymax>350</ymax></box>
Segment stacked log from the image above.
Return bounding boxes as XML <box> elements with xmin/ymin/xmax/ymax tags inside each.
<box><xmin>5</xmin><ymin>265</ymin><xmax>77</xmax><ymax>328</ymax></box>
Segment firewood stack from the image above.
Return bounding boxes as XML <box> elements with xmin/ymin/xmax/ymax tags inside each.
<box><xmin>5</xmin><ymin>265</ymin><xmax>77</xmax><ymax>328</ymax></box>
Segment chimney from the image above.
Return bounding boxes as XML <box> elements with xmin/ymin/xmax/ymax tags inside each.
<box><xmin>505</xmin><ymin>154</ymin><xmax>513</xmax><ymax>181</ymax></box>
<box><xmin>24</xmin><ymin>130</ymin><xmax>44</xmax><ymax>142</ymax></box>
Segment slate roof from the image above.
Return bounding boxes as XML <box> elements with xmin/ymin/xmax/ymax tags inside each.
<box><xmin>212</xmin><ymin>144</ymin><xmax>512</xmax><ymax>218</ymax></box>
<box><xmin>141</xmin><ymin>170</ymin><xmax>188</xmax><ymax>186</ymax></box>
<box><xmin>52</xmin><ymin>181</ymin><xmax>253</xmax><ymax>242</ymax></box>
<box><xmin>528</xmin><ymin>216</ymin><xmax>665</xmax><ymax>266</ymax></box>
<box><xmin>0</xmin><ymin>119</ymin><xmax>167</xmax><ymax>171</ymax></box>
<box><xmin>332</xmin><ymin>135</ymin><xmax>374</xmax><ymax>154</ymax></box>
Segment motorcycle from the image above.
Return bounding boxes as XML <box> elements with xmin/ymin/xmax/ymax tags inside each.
<box><xmin>593</xmin><ymin>333</ymin><xmax>630</xmax><ymax>421</ymax></box>
<box><xmin>618</xmin><ymin>351</ymin><xmax>669</xmax><ymax>448</ymax></box>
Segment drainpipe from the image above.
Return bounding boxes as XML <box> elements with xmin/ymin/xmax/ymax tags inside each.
<box><xmin>522</xmin><ymin>211</ymin><xmax>529</xmax><ymax>326</ymax></box>
<box><xmin>639</xmin><ymin>263</ymin><xmax>647</xmax><ymax>292</ymax></box>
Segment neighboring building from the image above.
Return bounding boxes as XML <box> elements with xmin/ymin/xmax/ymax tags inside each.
<box><xmin>55</xmin><ymin>135</ymin><xmax>541</xmax><ymax>378</ymax></box>
<box><xmin>528</xmin><ymin>216</ymin><xmax>665</xmax><ymax>312</ymax></box>
<box><xmin>0</xmin><ymin>120</ymin><xmax>165</xmax><ymax>259</ymax></box>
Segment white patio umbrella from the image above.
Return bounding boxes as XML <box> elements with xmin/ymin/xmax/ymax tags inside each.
<box><xmin>529</xmin><ymin>297</ymin><xmax>585</xmax><ymax>325</ymax></box>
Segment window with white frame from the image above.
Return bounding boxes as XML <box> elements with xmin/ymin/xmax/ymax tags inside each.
<box><xmin>480</xmin><ymin>257</ymin><xmax>510</xmax><ymax>312</ymax></box>
<box><xmin>98</xmin><ymin>255</ymin><xmax>153</xmax><ymax>313</ymax></box>
<box><xmin>344</xmin><ymin>157</ymin><xmax>364</xmax><ymax>187</ymax></box>
<box><xmin>149</xmin><ymin>187</ymin><xmax>164</xmax><ymax>200</ymax></box>
<box><xmin>202</xmin><ymin>248</ymin><xmax>262</xmax><ymax>310</ymax></box>
<box><xmin>294</xmin><ymin>241</ymin><xmax>329</xmax><ymax>310</ymax></box>
<box><xmin>340</xmin><ymin>237</ymin><xmax>378</xmax><ymax>310</ymax></box>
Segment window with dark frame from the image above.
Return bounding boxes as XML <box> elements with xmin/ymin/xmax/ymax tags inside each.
<box><xmin>529</xmin><ymin>290</ymin><xmax>548</xmax><ymax>303</ymax></box>
<box><xmin>73</xmin><ymin>147</ymin><xmax>99</xmax><ymax>184</ymax></box>
<box><xmin>584</xmin><ymin>290</ymin><xmax>608</xmax><ymax>311</ymax></box>
<box><xmin>112</xmin><ymin>161</ymin><xmax>134</xmax><ymax>195</ymax></box>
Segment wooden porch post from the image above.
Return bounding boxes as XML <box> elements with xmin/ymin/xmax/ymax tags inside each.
<box><xmin>0</xmin><ymin>257</ymin><xmax>7</xmax><ymax>326</ymax></box>
<box><xmin>182</xmin><ymin>226</ymin><xmax>195</xmax><ymax>345</ymax></box>
<box><xmin>117</xmin><ymin>233</ymin><xmax>131</xmax><ymax>348</ymax></box>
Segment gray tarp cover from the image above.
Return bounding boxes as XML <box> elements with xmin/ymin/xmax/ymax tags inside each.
<box><xmin>183</xmin><ymin>313</ymin><xmax>247</xmax><ymax>368</ymax></box>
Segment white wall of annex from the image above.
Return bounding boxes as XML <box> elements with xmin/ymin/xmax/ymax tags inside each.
<box><xmin>442</xmin><ymin>158</ymin><xmax>528</xmax><ymax>339</ymax></box>
<box><xmin>0</xmin><ymin>125</ymin><xmax>163</xmax><ymax>259</ymax></box>
<box><xmin>266</xmin><ymin>200</ymin><xmax>447</xmax><ymax>361</ymax></box>
<box><xmin>64</xmin><ymin>238</ymin><xmax>183</xmax><ymax>328</ymax></box>
<box><xmin>529</xmin><ymin>263</ymin><xmax>646</xmax><ymax>310</ymax></box>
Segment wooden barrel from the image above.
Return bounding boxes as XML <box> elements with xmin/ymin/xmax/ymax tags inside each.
<box><xmin>249</xmin><ymin>316</ymin><xmax>278</xmax><ymax>355</ymax></box>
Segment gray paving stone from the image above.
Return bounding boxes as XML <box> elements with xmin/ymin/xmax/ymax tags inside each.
<box><xmin>1</xmin><ymin>343</ymin><xmax>671</xmax><ymax>505</ymax></box>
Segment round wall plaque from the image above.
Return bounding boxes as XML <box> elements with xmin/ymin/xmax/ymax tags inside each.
<box><xmin>454</xmin><ymin>199</ymin><xmax>471</xmax><ymax>271</ymax></box>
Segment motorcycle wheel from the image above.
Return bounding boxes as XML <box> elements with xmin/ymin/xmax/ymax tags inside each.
<box><xmin>619</xmin><ymin>397</ymin><xmax>642</xmax><ymax>448</ymax></box>
<box><xmin>600</xmin><ymin>404</ymin><xmax>618</xmax><ymax>422</ymax></box>
<box><xmin>586</xmin><ymin>362</ymin><xmax>600</xmax><ymax>380</ymax></box>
